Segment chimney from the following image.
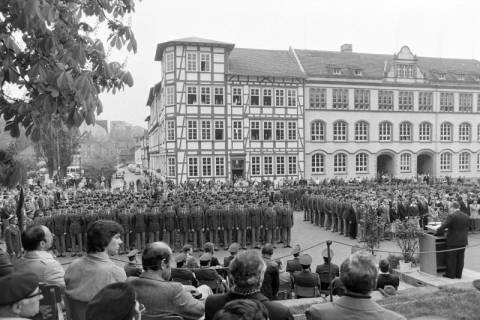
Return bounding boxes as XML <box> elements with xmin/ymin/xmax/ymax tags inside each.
<box><xmin>341</xmin><ymin>44</ymin><xmax>352</xmax><ymax>53</ymax></box>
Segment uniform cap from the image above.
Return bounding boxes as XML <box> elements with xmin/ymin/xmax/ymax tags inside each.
<box><xmin>126</xmin><ymin>249</ymin><xmax>138</xmax><ymax>258</ymax></box>
<box><xmin>0</xmin><ymin>272</ymin><xmax>39</xmax><ymax>306</ymax></box>
<box><xmin>228</xmin><ymin>242</ymin><xmax>240</xmax><ymax>253</ymax></box>
<box><xmin>299</xmin><ymin>254</ymin><xmax>312</xmax><ymax>266</ymax></box>
<box><xmin>199</xmin><ymin>252</ymin><xmax>212</xmax><ymax>262</ymax></box>
<box><xmin>322</xmin><ymin>248</ymin><xmax>334</xmax><ymax>258</ymax></box>
<box><xmin>291</xmin><ymin>244</ymin><xmax>301</xmax><ymax>255</ymax></box>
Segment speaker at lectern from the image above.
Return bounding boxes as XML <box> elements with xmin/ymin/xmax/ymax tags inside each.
<box><xmin>419</xmin><ymin>224</ymin><xmax>447</xmax><ymax>276</ymax></box>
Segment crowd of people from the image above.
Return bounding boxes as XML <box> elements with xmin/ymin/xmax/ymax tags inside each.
<box><xmin>0</xmin><ymin>177</ymin><xmax>478</xmax><ymax>319</ymax></box>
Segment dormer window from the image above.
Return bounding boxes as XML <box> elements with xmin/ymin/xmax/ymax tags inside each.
<box><xmin>458</xmin><ymin>74</ymin><xmax>465</xmax><ymax>81</ymax></box>
<box><xmin>354</xmin><ymin>69</ymin><xmax>362</xmax><ymax>76</ymax></box>
<box><xmin>439</xmin><ymin>73</ymin><xmax>446</xmax><ymax>80</ymax></box>
<box><xmin>396</xmin><ymin>64</ymin><xmax>416</xmax><ymax>78</ymax></box>
<box><xmin>333</xmin><ymin>68</ymin><xmax>341</xmax><ymax>75</ymax></box>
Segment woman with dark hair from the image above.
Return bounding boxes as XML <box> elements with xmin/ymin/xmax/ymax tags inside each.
<box><xmin>65</xmin><ymin>220</ymin><xmax>126</xmax><ymax>320</ymax></box>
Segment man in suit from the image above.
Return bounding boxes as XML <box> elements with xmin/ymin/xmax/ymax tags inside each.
<box><xmin>306</xmin><ymin>251</ymin><xmax>406</xmax><ymax>320</ymax></box>
<box><xmin>315</xmin><ymin>248</ymin><xmax>340</xmax><ymax>291</ymax></box>
<box><xmin>205</xmin><ymin>250</ymin><xmax>293</xmax><ymax>320</ymax></box>
<box><xmin>127</xmin><ymin>242</ymin><xmax>208</xmax><ymax>320</ymax></box>
<box><xmin>376</xmin><ymin>259</ymin><xmax>399</xmax><ymax>290</ymax></box>
<box><xmin>286</xmin><ymin>244</ymin><xmax>302</xmax><ymax>274</ymax></box>
<box><xmin>435</xmin><ymin>201</ymin><xmax>470</xmax><ymax>279</ymax></box>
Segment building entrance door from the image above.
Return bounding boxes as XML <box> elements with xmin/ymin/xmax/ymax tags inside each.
<box><xmin>231</xmin><ymin>158</ymin><xmax>245</xmax><ymax>180</ymax></box>
<box><xmin>377</xmin><ymin>154</ymin><xmax>394</xmax><ymax>177</ymax></box>
<box><xmin>417</xmin><ymin>153</ymin><xmax>433</xmax><ymax>176</ymax></box>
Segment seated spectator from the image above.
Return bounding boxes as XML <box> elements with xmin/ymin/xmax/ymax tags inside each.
<box><xmin>315</xmin><ymin>248</ymin><xmax>339</xmax><ymax>291</ymax></box>
<box><xmin>292</xmin><ymin>254</ymin><xmax>321</xmax><ymax>298</ymax></box>
<box><xmin>127</xmin><ymin>241</ymin><xmax>207</xmax><ymax>320</ymax></box>
<box><xmin>286</xmin><ymin>244</ymin><xmax>302</xmax><ymax>274</ymax></box>
<box><xmin>204</xmin><ymin>242</ymin><xmax>220</xmax><ymax>267</ymax></box>
<box><xmin>86</xmin><ymin>282</ymin><xmax>144</xmax><ymax>320</ymax></box>
<box><xmin>197</xmin><ymin>253</ymin><xmax>226</xmax><ymax>293</ymax></box>
<box><xmin>65</xmin><ymin>220</ymin><xmax>126</xmax><ymax>320</ymax></box>
<box><xmin>213</xmin><ymin>299</ymin><xmax>269</xmax><ymax>320</ymax></box>
<box><xmin>0</xmin><ymin>271</ymin><xmax>43</xmax><ymax>319</ymax></box>
<box><xmin>306</xmin><ymin>251</ymin><xmax>406</xmax><ymax>320</ymax></box>
<box><xmin>223</xmin><ymin>243</ymin><xmax>240</xmax><ymax>268</ymax></box>
<box><xmin>0</xmin><ymin>245</ymin><xmax>13</xmax><ymax>277</ymax></box>
<box><xmin>376</xmin><ymin>259</ymin><xmax>399</xmax><ymax>290</ymax></box>
<box><xmin>124</xmin><ymin>249</ymin><xmax>142</xmax><ymax>277</ymax></box>
<box><xmin>205</xmin><ymin>250</ymin><xmax>293</xmax><ymax>320</ymax></box>
<box><xmin>177</xmin><ymin>244</ymin><xmax>194</xmax><ymax>268</ymax></box>
<box><xmin>330</xmin><ymin>277</ymin><xmax>346</xmax><ymax>296</ymax></box>
<box><xmin>277</xmin><ymin>260</ymin><xmax>294</xmax><ymax>299</ymax></box>
<box><xmin>260</xmin><ymin>244</ymin><xmax>279</xmax><ymax>300</ymax></box>
<box><xmin>15</xmin><ymin>225</ymin><xmax>65</xmax><ymax>289</ymax></box>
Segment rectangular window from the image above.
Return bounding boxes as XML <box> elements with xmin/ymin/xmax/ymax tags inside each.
<box><xmin>200</xmin><ymin>53</ymin><xmax>210</xmax><ymax>72</ymax></box>
<box><xmin>276</xmin><ymin>156</ymin><xmax>285</xmax><ymax>175</ymax></box>
<box><xmin>396</xmin><ymin>64</ymin><xmax>416</xmax><ymax>78</ymax></box>
<box><xmin>287</xmin><ymin>122</ymin><xmax>297</xmax><ymax>140</ymax></box>
<box><xmin>250</xmin><ymin>121</ymin><xmax>260</xmax><ymax>140</ymax></box>
<box><xmin>378</xmin><ymin>90</ymin><xmax>393</xmax><ymax>110</ymax></box>
<box><xmin>398</xmin><ymin>91</ymin><xmax>413</xmax><ymax>111</ymax></box>
<box><xmin>355</xmin><ymin>154</ymin><xmax>368</xmax><ymax>173</ymax></box>
<box><xmin>215</xmin><ymin>157</ymin><xmax>225</xmax><ymax>176</ymax></box>
<box><xmin>166</xmin><ymin>86</ymin><xmax>175</xmax><ymax>105</ymax></box>
<box><xmin>186</xmin><ymin>52</ymin><xmax>197</xmax><ymax>72</ymax></box>
<box><xmin>263</xmin><ymin>121</ymin><xmax>273</xmax><ymax>140</ymax></box>
<box><xmin>214</xmin><ymin>120</ymin><xmax>224</xmax><ymax>140</ymax></box>
<box><xmin>167</xmin><ymin>157</ymin><xmax>175</xmax><ymax>177</ymax></box>
<box><xmin>264</xmin><ymin>156</ymin><xmax>273</xmax><ymax>175</ymax></box>
<box><xmin>200</xmin><ymin>87</ymin><xmax>211</xmax><ymax>105</ymax></box>
<box><xmin>250</xmin><ymin>88</ymin><xmax>260</xmax><ymax>106</ymax></box>
<box><xmin>440</xmin><ymin>153</ymin><xmax>452</xmax><ymax>172</ymax></box>
<box><xmin>187</xmin><ymin>86</ymin><xmax>197</xmax><ymax>105</ymax></box>
<box><xmin>165</xmin><ymin>52</ymin><xmax>174</xmax><ymax>73</ymax></box>
<box><xmin>288</xmin><ymin>156</ymin><xmax>297</xmax><ymax>175</ymax></box>
<box><xmin>201</xmin><ymin>120</ymin><xmax>211</xmax><ymax>140</ymax></box>
<box><xmin>187</xmin><ymin>120</ymin><xmax>197</xmax><ymax>140</ymax></box>
<box><xmin>459</xmin><ymin>93</ymin><xmax>473</xmax><ymax>112</ymax></box>
<box><xmin>440</xmin><ymin>92</ymin><xmax>454</xmax><ymax>112</ymax></box>
<box><xmin>287</xmin><ymin>89</ymin><xmax>297</xmax><ymax>107</ymax></box>
<box><xmin>167</xmin><ymin>120</ymin><xmax>175</xmax><ymax>141</ymax></box>
<box><xmin>251</xmin><ymin>156</ymin><xmax>261</xmax><ymax>176</ymax></box>
<box><xmin>354</xmin><ymin>89</ymin><xmax>370</xmax><ymax>110</ymax></box>
<box><xmin>400</xmin><ymin>154</ymin><xmax>411</xmax><ymax>172</ymax></box>
<box><xmin>309</xmin><ymin>88</ymin><xmax>327</xmax><ymax>109</ymax></box>
<box><xmin>276</xmin><ymin>122</ymin><xmax>285</xmax><ymax>140</ymax></box>
<box><xmin>459</xmin><ymin>153</ymin><xmax>470</xmax><ymax>171</ymax></box>
<box><xmin>355</xmin><ymin>122</ymin><xmax>368</xmax><ymax>141</ymax></box>
<box><xmin>233</xmin><ymin>120</ymin><xmax>242</xmax><ymax>140</ymax></box>
<box><xmin>263</xmin><ymin>89</ymin><xmax>272</xmax><ymax>106</ymax></box>
<box><xmin>214</xmin><ymin>87</ymin><xmax>224</xmax><ymax>105</ymax></box>
<box><xmin>332</xmin><ymin>88</ymin><xmax>348</xmax><ymax>109</ymax></box>
<box><xmin>232</xmin><ymin>87</ymin><xmax>242</xmax><ymax>106</ymax></box>
<box><xmin>188</xmin><ymin>157</ymin><xmax>198</xmax><ymax>177</ymax></box>
<box><xmin>477</xmin><ymin>94</ymin><xmax>480</xmax><ymax>112</ymax></box>
<box><xmin>275</xmin><ymin>89</ymin><xmax>285</xmax><ymax>106</ymax></box>
<box><xmin>202</xmin><ymin>157</ymin><xmax>212</xmax><ymax>177</ymax></box>
<box><xmin>312</xmin><ymin>154</ymin><xmax>324</xmax><ymax>173</ymax></box>
<box><xmin>334</xmin><ymin>154</ymin><xmax>347</xmax><ymax>174</ymax></box>
<box><xmin>418</xmin><ymin>92</ymin><xmax>433</xmax><ymax>111</ymax></box>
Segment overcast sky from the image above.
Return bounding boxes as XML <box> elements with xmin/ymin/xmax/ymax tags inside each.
<box><xmin>98</xmin><ymin>0</ymin><xmax>480</xmax><ymax>128</ymax></box>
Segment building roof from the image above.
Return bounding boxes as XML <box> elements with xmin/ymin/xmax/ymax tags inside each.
<box><xmin>155</xmin><ymin>37</ymin><xmax>235</xmax><ymax>61</ymax></box>
<box><xmin>295</xmin><ymin>48</ymin><xmax>480</xmax><ymax>82</ymax></box>
<box><xmin>228</xmin><ymin>48</ymin><xmax>305</xmax><ymax>78</ymax></box>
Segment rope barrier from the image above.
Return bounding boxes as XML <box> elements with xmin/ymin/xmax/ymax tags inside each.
<box><xmin>273</xmin><ymin>241</ymin><xmax>327</xmax><ymax>260</ymax></box>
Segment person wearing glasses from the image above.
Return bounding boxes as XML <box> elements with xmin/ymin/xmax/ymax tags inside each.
<box><xmin>0</xmin><ymin>271</ymin><xmax>43</xmax><ymax>319</ymax></box>
<box><xmin>86</xmin><ymin>282</ymin><xmax>145</xmax><ymax>320</ymax></box>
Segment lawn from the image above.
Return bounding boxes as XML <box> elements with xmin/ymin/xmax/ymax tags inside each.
<box><xmin>378</xmin><ymin>287</ymin><xmax>480</xmax><ymax>320</ymax></box>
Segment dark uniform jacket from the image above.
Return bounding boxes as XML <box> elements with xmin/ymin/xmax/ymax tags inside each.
<box><xmin>435</xmin><ymin>210</ymin><xmax>470</xmax><ymax>247</ymax></box>
<box><xmin>376</xmin><ymin>273</ymin><xmax>400</xmax><ymax>290</ymax></box>
<box><xmin>315</xmin><ymin>263</ymin><xmax>340</xmax><ymax>290</ymax></box>
<box><xmin>261</xmin><ymin>258</ymin><xmax>279</xmax><ymax>300</ymax></box>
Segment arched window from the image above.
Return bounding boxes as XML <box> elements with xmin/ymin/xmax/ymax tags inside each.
<box><xmin>355</xmin><ymin>153</ymin><xmax>368</xmax><ymax>173</ymax></box>
<box><xmin>459</xmin><ymin>152</ymin><xmax>470</xmax><ymax>171</ymax></box>
<box><xmin>311</xmin><ymin>154</ymin><xmax>325</xmax><ymax>173</ymax></box>
<box><xmin>333</xmin><ymin>121</ymin><xmax>347</xmax><ymax>142</ymax></box>
<box><xmin>311</xmin><ymin>121</ymin><xmax>325</xmax><ymax>141</ymax></box>
<box><xmin>399</xmin><ymin>122</ymin><xmax>412</xmax><ymax>142</ymax></box>
<box><xmin>379</xmin><ymin>121</ymin><xmax>392</xmax><ymax>141</ymax></box>
<box><xmin>459</xmin><ymin>122</ymin><xmax>471</xmax><ymax>142</ymax></box>
<box><xmin>440</xmin><ymin>152</ymin><xmax>452</xmax><ymax>172</ymax></box>
<box><xmin>400</xmin><ymin>153</ymin><xmax>411</xmax><ymax>172</ymax></box>
<box><xmin>334</xmin><ymin>153</ymin><xmax>347</xmax><ymax>174</ymax></box>
<box><xmin>419</xmin><ymin>122</ymin><xmax>432</xmax><ymax>142</ymax></box>
<box><xmin>440</xmin><ymin>122</ymin><xmax>452</xmax><ymax>141</ymax></box>
<box><xmin>355</xmin><ymin>121</ymin><xmax>369</xmax><ymax>142</ymax></box>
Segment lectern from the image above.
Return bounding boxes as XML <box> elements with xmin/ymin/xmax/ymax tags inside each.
<box><xmin>419</xmin><ymin>233</ymin><xmax>447</xmax><ymax>276</ymax></box>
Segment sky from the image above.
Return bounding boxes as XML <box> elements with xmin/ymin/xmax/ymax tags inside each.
<box><xmin>98</xmin><ymin>0</ymin><xmax>480</xmax><ymax>128</ymax></box>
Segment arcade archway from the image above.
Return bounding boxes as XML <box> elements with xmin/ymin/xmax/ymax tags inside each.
<box><xmin>417</xmin><ymin>153</ymin><xmax>433</xmax><ymax>176</ymax></box>
<box><xmin>377</xmin><ymin>154</ymin><xmax>394</xmax><ymax>177</ymax></box>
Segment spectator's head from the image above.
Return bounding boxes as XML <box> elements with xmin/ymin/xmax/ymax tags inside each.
<box><xmin>213</xmin><ymin>299</ymin><xmax>268</xmax><ymax>320</ymax></box>
<box><xmin>228</xmin><ymin>243</ymin><xmax>240</xmax><ymax>256</ymax></box>
<box><xmin>322</xmin><ymin>248</ymin><xmax>334</xmax><ymax>264</ymax></box>
<box><xmin>87</xmin><ymin>220</ymin><xmax>123</xmax><ymax>255</ymax></box>
<box><xmin>299</xmin><ymin>254</ymin><xmax>312</xmax><ymax>270</ymax></box>
<box><xmin>379</xmin><ymin>259</ymin><xmax>390</xmax><ymax>273</ymax></box>
<box><xmin>86</xmin><ymin>282</ymin><xmax>143</xmax><ymax>320</ymax></box>
<box><xmin>204</xmin><ymin>242</ymin><xmax>215</xmax><ymax>254</ymax></box>
<box><xmin>291</xmin><ymin>244</ymin><xmax>301</xmax><ymax>257</ymax></box>
<box><xmin>451</xmin><ymin>201</ymin><xmax>460</xmax><ymax>210</ymax></box>
<box><xmin>261</xmin><ymin>244</ymin><xmax>274</xmax><ymax>258</ymax></box>
<box><xmin>127</xmin><ymin>249</ymin><xmax>139</xmax><ymax>263</ymax></box>
<box><xmin>21</xmin><ymin>225</ymin><xmax>54</xmax><ymax>251</ymax></box>
<box><xmin>142</xmin><ymin>242</ymin><xmax>173</xmax><ymax>280</ymax></box>
<box><xmin>340</xmin><ymin>251</ymin><xmax>378</xmax><ymax>295</ymax></box>
<box><xmin>182</xmin><ymin>244</ymin><xmax>193</xmax><ymax>255</ymax></box>
<box><xmin>0</xmin><ymin>272</ymin><xmax>42</xmax><ymax>318</ymax></box>
<box><xmin>230</xmin><ymin>250</ymin><xmax>266</xmax><ymax>291</ymax></box>
<box><xmin>199</xmin><ymin>253</ymin><xmax>212</xmax><ymax>267</ymax></box>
